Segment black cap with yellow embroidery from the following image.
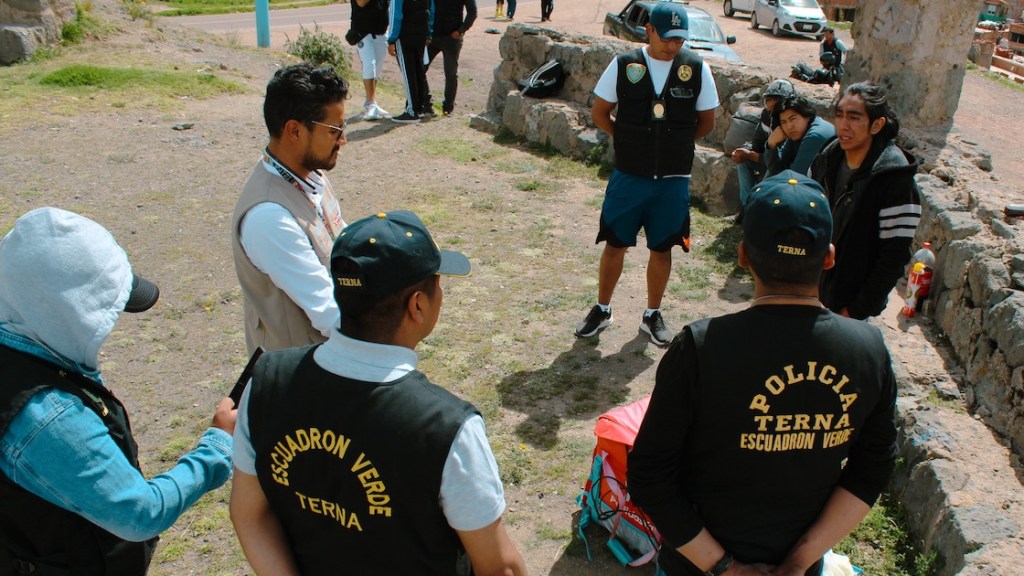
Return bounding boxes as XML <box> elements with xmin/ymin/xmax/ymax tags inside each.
<box><xmin>331</xmin><ymin>210</ymin><xmax>471</xmax><ymax>295</ymax></box>
<box><xmin>743</xmin><ymin>170</ymin><xmax>832</xmax><ymax>258</ymax></box>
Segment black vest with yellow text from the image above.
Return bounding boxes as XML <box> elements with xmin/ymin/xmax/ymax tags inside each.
<box><xmin>248</xmin><ymin>346</ymin><xmax>479</xmax><ymax>575</ymax></box>
<box><xmin>0</xmin><ymin>345</ymin><xmax>157</xmax><ymax>576</ymax></box>
<box><xmin>613</xmin><ymin>47</ymin><xmax>704</xmax><ymax>177</ymax></box>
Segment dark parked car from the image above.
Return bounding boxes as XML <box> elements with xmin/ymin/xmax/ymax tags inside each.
<box><xmin>603</xmin><ymin>0</ymin><xmax>743</xmax><ymax>64</ymax></box>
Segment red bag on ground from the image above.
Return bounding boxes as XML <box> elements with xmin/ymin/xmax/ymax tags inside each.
<box><xmin>577</xmin><ymin>396</ymin><xmax>662</xmax><ymax>567</ymax></box>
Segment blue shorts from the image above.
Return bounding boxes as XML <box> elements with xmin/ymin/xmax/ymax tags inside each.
<box><xmin>596</xmin><ymin>169</ymin><xmax>691</xmax><ymax>252</ymax></box>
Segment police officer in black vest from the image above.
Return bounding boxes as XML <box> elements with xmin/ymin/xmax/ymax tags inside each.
<box><xmin>575</xmin><ymin>2</ymin><xmax>719</xmax><ymax>347</ymax></box>
<box><xmin>230</xmin><ymin>211</ymin><xmax>527</xmax><ymax>575</ymax></box>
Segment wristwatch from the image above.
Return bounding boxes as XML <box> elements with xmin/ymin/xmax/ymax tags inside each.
<box><xmin>704</xmin><ymin>552</ymin><xmax>733</xmax><ymax>576</ymax></box>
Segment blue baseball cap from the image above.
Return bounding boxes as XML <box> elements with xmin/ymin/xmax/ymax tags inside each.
<box><xmin>650</xmin><ymin>3</ymin><xmax>689</xmax><ymax>40</ymax></box>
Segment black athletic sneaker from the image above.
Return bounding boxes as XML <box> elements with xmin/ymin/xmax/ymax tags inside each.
<box><xmin>640</xmin><ymin>311</ymin><xmax>672</xmax><ymax>347</ymax></box>
<box><xmin>575</xmin><ymin>305</ymin><xmax>612</xmax><ymax>338</ymax></box>
<box><xmin>391</xmin><ymin>112</ymin><xmax>420</xmax><ymax>124</ymax></box>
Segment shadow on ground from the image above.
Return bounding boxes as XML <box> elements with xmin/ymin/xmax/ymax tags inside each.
<box><xmin>497</xmin><ymin>334</ymin><xmax>655</xmax><ymax>449</ymax></box>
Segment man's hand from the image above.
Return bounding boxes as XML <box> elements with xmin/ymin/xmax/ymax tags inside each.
<box><xmin>451</xmin><ymin>30</ymin><xmax>464</xmax><ymax>39</ymax></box>
<box><xmin>730</xmin><ymin>147</ymin><xmax>751</xmax><ymax>164</ymax></box>
<box><xmin>388</xmin><ymin>43</ymin><xmax>396</xmax><ymax>57</ymax></box>
<box><xmin>766</xmin><ymin>125</ymin><xmax>786</xmax><ymax>149</ymax></box>
<box><xmin>212</xmin><ymin>397</ymin><xmax>237</xmax><ymax>435</ymax></box>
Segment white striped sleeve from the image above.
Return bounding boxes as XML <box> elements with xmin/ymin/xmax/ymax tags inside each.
<box><xmin>878</xmin><ymin>203</ymin><xmax>921</xmax><ymax>239</ymax></box>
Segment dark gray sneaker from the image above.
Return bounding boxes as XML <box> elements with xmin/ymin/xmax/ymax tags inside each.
<box><xmin>575</xmin><ymin>305</ymin><xmax>612</xmax><ymax>338</ymax></box>
<box><xmin>391</xmin><ymin>112</ymin><xmax>420</xmax><ymax>124</ymax></box>
<box><xmin>640</xmin><ymin>311</ymin><xmax>673</xmax><ymax>347</ymax></box>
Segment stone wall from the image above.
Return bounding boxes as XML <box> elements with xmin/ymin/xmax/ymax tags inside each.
<box><xmin>474</xmin><ymin>24</ymin><xmax>1024</xmax><ymax>574</ymax></box>
<box><xmin>0</xmin><ymin>0</ymin><xmax>75</xmax><ymax>65</ymax></box>
<box><xmin>844</xmin><ymin>0</ymin><xmax>981</xmax><ymax>129</ymax></box>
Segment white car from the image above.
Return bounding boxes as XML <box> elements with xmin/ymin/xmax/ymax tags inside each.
<box><xmin>723</xmin><ymin>0</ymin><xmax>827</xmax><ymax>40</ymax></box>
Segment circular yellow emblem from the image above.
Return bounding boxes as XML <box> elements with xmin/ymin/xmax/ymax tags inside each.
<box><xmin>652</xmin><ymin>102</ymin><xmax>666</xmax><ymax>118</ymax></box>
<box><xmin>677</xmin><ymin>65</ymin><xmax>693</xmax><ymax>82</ymax></box>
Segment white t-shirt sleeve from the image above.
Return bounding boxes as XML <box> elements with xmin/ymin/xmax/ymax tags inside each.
<box><xmin>439</xmin><ymin>415</ymin><xmax>506</xmax><ymax>531</ymax></box>
<box><xmin>232</xmin><ymin>384</ymin><xmax>257</xmax><ymax>475</ymax></box>
<box><xmin>695</xmin><ymin>61</ymin><xmax>720</xmax><ymax>112</ymax></box>
<box><xmin>239</xmin><ymin>202</ymin><xmax>340</xmax><ymax>338</ymax></box>
<box><xmin>593</xmin><ymin>59</ymin><xmax>619</xmax><ymax>103</ymax></box>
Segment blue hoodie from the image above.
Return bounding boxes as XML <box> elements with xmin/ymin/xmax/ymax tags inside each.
<box><xmin>0</xmin><ymin>207</ymin><xmax>232</xmax><ymax>543</ymax></box>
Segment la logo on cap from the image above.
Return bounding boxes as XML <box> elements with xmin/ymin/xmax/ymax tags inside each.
<box><xmin>671</xmin><ymin>12</ymin><xmax>681</xmax><ymax>26</ymax></box>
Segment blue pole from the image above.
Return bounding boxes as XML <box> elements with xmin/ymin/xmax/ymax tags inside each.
<box><xmin>255</xmin><ymin>0</ymin><xmax>271</xmax><ymax>47</ymax></box>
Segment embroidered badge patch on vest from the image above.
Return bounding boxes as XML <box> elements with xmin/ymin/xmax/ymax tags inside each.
<box><xmin>677</xmin><ymin>64</ymin><xmax>693</xmax><ymax>82</ymax></box>
<box><xmin>626</xmin><ymin>63</ymin><xmax>647</xmax><ymax>84</ymax></box>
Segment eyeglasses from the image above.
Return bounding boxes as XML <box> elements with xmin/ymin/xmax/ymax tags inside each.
<box><xmin>310</xmin><ymin>120</ymin><xmax>346</xmax><ymax>140</ymax></box>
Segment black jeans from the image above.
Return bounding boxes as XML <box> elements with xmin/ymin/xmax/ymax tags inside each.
<box><xmin>424</xmin><ymin>35</ymin><xmax>464</xmax><ymax>114</ymax></box>
<box><xmin>541</xmin><ymin>0</ymin><xmax>553</xmax><ymax>19</ymax></box>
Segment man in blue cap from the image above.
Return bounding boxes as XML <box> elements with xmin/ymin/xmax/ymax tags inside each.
<box><xmin>230</xmin><ymin>211</ymin><xmax>526</xmax><ymax>575</ymax></box>
<box><xmin>627</xmin><ymin>172</ymin><xmax>897</xmax><ymax>576</ymax></box>
<box><xmin>577</xmin><ymin>1</ymin><xmax>719</xmax><ymax>347</ymax></box>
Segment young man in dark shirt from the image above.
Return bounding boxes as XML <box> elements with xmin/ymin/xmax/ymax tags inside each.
<box><xmin>628</xmin><ymin>171</ymin><xmax>898</xmax><ymax>576</ymax></box>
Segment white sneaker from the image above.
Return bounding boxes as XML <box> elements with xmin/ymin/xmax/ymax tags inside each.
<box><xmin>364</xmin><ymin>103</ymin><xmax>390</xmax><ymax>121</ymax></box>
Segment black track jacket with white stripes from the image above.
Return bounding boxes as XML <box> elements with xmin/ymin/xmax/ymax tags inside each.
<box><xmin>811</xmin><ymin>136</ymin><xmax>921</xmax><ymax>319</ymax></box>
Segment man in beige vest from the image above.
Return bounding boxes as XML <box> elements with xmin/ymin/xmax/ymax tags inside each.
<box><xmin>232</xmin><ymin>63</ymin><xmax>348</xmax><ymax>354</ymax></box>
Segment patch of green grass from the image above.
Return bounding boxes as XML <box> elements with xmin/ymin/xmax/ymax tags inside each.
<box><xmin>416</xmin><ymin>135</ymin><xmax>499</xmax><ymax>163</ymax></box>
<box><xmin>924</xmin><ymin>388</ymin><xmax>966</xmax><ymax>413</ymax></box>
<box><xmin>835</xmin><ymin>495</ymin><xmax>939</xmax><ymax>576</ymax></box>
<box><xmin>153</xmin><ymin>0</ymin><xmax>333</xmax><ymax>16</ymax></box>
<box><xmin>36</xmin><ymin>64</ymin><xmax>245</xmax><ymax>99</ymax></box>
<box><xmin>155</xmin><ymin>538</ymin><xmax>189</xmax><ymax>562</ymax></box>
<box><xmin>284</xmin><ymin>24</ymin><xmax>352</xmax><ymax>75</ymax></box>
<box><xmin>62</xmin><ymin>2</ymin><xmax>118</xmax><ymax>45</ymax></box>
<box><xmin>158</xmin><ymin>435</ymin><xmax>195</xmax><ymax>462</ymax></box>
<box><xmin>513</xmin><ymin>177</ymin><xmax>559</xmax><ymax>192</ymax></box>
<box><xmin>968</xmin><ymin>65</ymin><xmax>1024</xmax><ymax>93</ymax></box>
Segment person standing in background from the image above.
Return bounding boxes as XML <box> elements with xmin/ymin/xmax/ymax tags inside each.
<box><xmin>423</xmin><ymin>0</ymin><xmax>476</xmax><ymax>116</ymax></box>
<box><xmin>575</xmin><ymin>2</ymin><xmax>718</xmax><ymax>347</ymax></box>
<box><xmin>351</xmin><ymin>0</ymin><xmax>392</xmax><ymax>120</ymax></box>
<box><xmin>540</xmin><ymin>0</ymin><xmax>553</xmax><ymax>21</ymax></box>
<box><xmin>388</xmin><ymin>0</ymin><xmax>434</xmax><ymax>123</ymax></box>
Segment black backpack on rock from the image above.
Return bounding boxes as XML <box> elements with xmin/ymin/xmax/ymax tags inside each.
<box><xmin>518</xmin><ymin>59</ymin><xmax>566</xmax><ymax>98</ymax></box>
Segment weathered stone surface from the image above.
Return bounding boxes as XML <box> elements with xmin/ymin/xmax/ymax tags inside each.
<box><xmin>984</xmin><ymin>292</ymin><xmax>1024</xmax><ymax>367</ymax></box>
<box><xmin>690</xmin><ymin>147</ymin><xmax>738</xmax><ymax>216</ymax></box>
<box><xmin>941</xmin><ymin>240</ymin><xmax>987</xmax><ymax>291</ymax></box>
<box><xmin>0</xmin><ymin>0</ymin><xmax>75</xmax><ymax>60</ymax></box>
<box><xmin>967</xmin><ymin>255</ymin><xmax>1011</xmax><ymax>310</ymax></box>
<box><xmin>0</xmin><ymin>25</ymin><xmax>39</xmax><ymax>65</ymax></box>
<box><xmin>936</xmin><ymin>210</ymin><xmax>985</xmax><ymax>243</ymax></box>
<box><xmin>844</xmin><ymin>0</ymin><xmax>979</xmax><ymax>128</ymax></box>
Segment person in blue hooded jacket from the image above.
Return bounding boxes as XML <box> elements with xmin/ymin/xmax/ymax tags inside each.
<box><xmin>0</xmin><ymin>207</ymin><xmax>235</xmax><ymax>575</ymax></box>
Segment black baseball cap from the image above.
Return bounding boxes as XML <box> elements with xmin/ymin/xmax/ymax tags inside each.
<box><xmin>331</xmin><ymin>211</ymin><xmax>471</xmax><ymax>295</ymax></box>
<box><xmin>124</xmin><ymin>274</ymin><xmax>160</xmax><ymax>313</ymax></box>
<box><xmin>743</xmin><ymin>171</ymin><xmax>832</xmax><ymax>259</ymax></box>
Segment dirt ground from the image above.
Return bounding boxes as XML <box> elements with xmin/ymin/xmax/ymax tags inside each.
<box><xmin>1</xmin><ymin>0</ymin><xmax>1021</xmax><ymax>574</ymax></box>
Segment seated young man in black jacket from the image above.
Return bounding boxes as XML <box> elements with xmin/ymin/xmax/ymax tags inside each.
<box><xmin>628</xmin><ymin>171</ymin><xmax>898</xmax><ymax>576</ymax></box>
